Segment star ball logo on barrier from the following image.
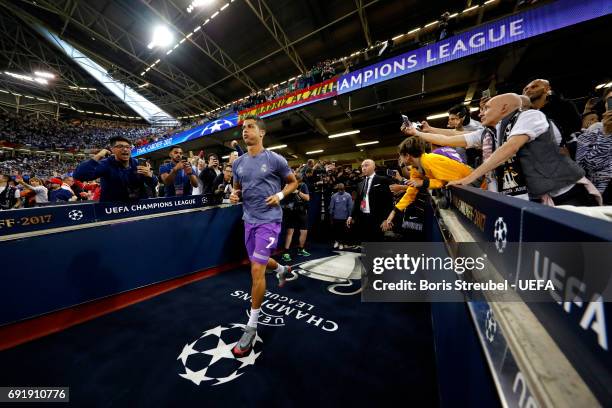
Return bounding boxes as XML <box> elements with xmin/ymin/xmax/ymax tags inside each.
<box><xmin>485</xmin><ymin>308</ymin><xmax>497</xmax><ymax>343</ymax></box>
<box><xmin>67</xmin><ymin>209</ymin><xmax>83</xmax><ymax>221</ymax></box>
<box><xmin>177</xmin><ymin>324</ymin><xmax>262</xmax><ymax>386</ymax></box>
<box><xmin>200</xmin><ymin>119</ymin><xmax>235</xmax><ymax>136</ymax></box>
<box><xmin>493</xmin><ymin>217</ymin><xmax>508</xmax><ymax>253</ymax></box>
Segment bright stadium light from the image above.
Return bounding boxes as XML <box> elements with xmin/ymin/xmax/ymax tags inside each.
<box><xmin>4</xmin><ymin>71</ymin><xmax>48</xmax><ymax>86</ymax></box>
<box><xmin>427</xmin><ymin>107</ymin><xmax>479</xmax><ymax>120</ymax></box>
<box><xmin>187</xmin><ymin>0</ymin><xmax>215</xmax><ymax>13</ymax></box>
<box><xmin>355</xmin><ymin>141</ymin><xmax>379</xmax><ymax>147</ymax></box>
<box><xmin>328</xmin><ymin>130</ymin><xmax>360</xmax><ymax>138</ymax></box>
<box><xmin>34</xmin><ymin>71</ymin><xmax>55</xmax><ymax>79</ymax></box>
<box><xmin>268</xmin><ymin>144</ymin><xmax>287</xmax><ymax>150</ymax></box>
<box><xmin>306</xmin><ymin>150</ymin><xmax>324</xmax><ymax>155</ymax></box>
<box><xmin>147</xmin><ymin>26</ymin><xmax>174</xmax><ymax>49</ymax></box>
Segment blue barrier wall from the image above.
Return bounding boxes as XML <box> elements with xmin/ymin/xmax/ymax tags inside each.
<box><xmin>447</xmin><ymin>186</ymin><xmax>612</xmax><ymax>405</ymax></box>
<box><xmin>0</xmin><ymin>205</ymin><xmax>245</xmax><ymax>327</ymax></box>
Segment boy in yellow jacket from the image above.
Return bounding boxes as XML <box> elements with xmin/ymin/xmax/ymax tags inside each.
<box><xmin>381</xmin><ymin>136</ymin><xmax>473</xmax><ymax>231</ymax></box>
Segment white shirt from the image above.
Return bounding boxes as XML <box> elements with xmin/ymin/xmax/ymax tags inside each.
<box><xmin>30</xmin><ymin>185</ymin><xmax>48</xmax><ymax>203</ymax></box>
<box><xmin>463</xmin><ymin>110</ymin><xmax>558</xmax><ymax>148</ymax></box>
<box><xmin>462</xmin><ymin>110</ymin><xmax>560</xmax><ymax>199</ymax></box>
<box><xmin>361</xmin><ymin>174</ymin><xmax>374</xmax><ymax>214</ymax></box>
<box><xmin>192</xmin><ymin>168</ymin><xmax>204</xmax><ymax>195</ymax></box>
<box><xmin>464</xmin><ymin>118</ymin><xmax>484</xmax><ymax>132</ymax></box>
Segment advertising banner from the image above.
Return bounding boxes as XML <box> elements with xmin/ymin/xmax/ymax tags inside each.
<box><xmin>0</xmin><ymin>203</ymin><xmax>96</xmax><ymax>236</ymax></box>
<box><xmin>336</xmin><ymin>0</ymin><xmax>611</xmax><ymax>94</ymax></box>
<box><xmin>0</xmin><ymin>195</ymin><xmax>215</xmax><ymax>236</ymax></box>
<box><xmin>93</xmin><ymin>194</ymin><xmax>212</xmax><ymax>221</ymax></box>
<box><xmin>238</xmin><ymin>78</ymin><xmax>337</xmax><ymax>121</ymax></box>
<box><xmin>133</xmin><ymin>114</ymin><xmax>239</xmax><ymax>157</ymax></box>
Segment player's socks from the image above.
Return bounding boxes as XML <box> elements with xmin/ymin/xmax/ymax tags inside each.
<box><xmin>247</xmin><ymin>308</ymin><xmax>260</xmax><ymax>328</ymax></box>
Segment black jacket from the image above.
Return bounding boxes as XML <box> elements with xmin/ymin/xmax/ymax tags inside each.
<box><xmin>199</xmin><ymin>167</ymin><xmax>221</xmax><ymax>194</ymax></box>
<box><xmin>541</xmin><ymin>94</ymin><xmax>581</xmax><ymax>142</ymax></box>
<box><xmin>351</xmin><ymin>174</ymin><xmax>393</xmax><ymax>223</ymax></box>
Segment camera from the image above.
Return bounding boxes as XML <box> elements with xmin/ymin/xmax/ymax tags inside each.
<box><xmin>401</xmin><ymin>114</ymin><xmax>421</xmax><ymax>130</ymax></box>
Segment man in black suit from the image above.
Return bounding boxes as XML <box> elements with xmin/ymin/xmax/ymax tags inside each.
<box><xmin>346</xmin><ymin>159</ymin><xmax>392</xmax><ymax>242</ymax></box>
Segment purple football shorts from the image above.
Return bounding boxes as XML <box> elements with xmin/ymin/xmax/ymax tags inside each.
<box><xmin>244</xmin><ymin>222</ymin><xmax>282</xmax><ymax>265</ymax></box>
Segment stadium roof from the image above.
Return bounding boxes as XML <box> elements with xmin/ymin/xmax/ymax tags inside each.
<box><xmin>0</xmin><ymin>0</ymin><xmax>520</xmax><ymax>119</ymax></box>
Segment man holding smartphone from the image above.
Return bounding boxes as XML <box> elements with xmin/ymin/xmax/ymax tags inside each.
<box><xmin>159</xmin><ymin>145</ymin><xmax>199</xmax><ymax>197</ymax></box>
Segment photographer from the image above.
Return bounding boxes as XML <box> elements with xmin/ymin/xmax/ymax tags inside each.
<box><xmin>281</xmin><ymin>173</ymin><xmax>311</xmax><ymax>262</ymax></box>
<box><xmin>160</xmin><ymin>145</ymin><xmax>199</xmax><ymax>197</ymax></box>
<box><xmin>74</xmin><ymin>136</ymin><xmax>157</xmax><ymax>203</ymax></box>
<box><xmin>213</xmin><ymin>164</ymin><xmax>234</xmax><ymax>203</ymax></box>
<box><xmin>199</xmin><ymin>153</ymin><xmax>222</xmax><ymax>194</ymax></box>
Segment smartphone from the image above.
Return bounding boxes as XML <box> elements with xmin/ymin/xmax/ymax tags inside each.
<box><xmin>401</xmin><ymin>114</ymin><xmax>411</xmax><ymax>126</ymax></box>
<box><xmin>481</xmin><ymin>89</ymin><xmax>491</xmax><ymax>99</ymax></box>
<box><xmin>137</xmin><ymin>158</ymin><xmax>148</xmax><ymax>167</ymax></box>
<box><xmin>608</xmin><ymin>98</ymin><xmax>612</xmax><ymax>111</ymax></box>
<box><xmin>386</xmin><ymin>169</ymin><xmax>396</xmax><ymax>177</ymax></box>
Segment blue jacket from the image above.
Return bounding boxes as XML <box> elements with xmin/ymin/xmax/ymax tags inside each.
<box><xmin>74</xmin><ymin>156</ymin><xmax>158</xmax><ymax>203</ymax></box>
<box><xmin>329</xmin><ymin>191</ymin><xmax>353</xmax><ymax>220</ymax></box>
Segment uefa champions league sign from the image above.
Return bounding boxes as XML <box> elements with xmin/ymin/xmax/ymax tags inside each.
<box><xmin>133</xmin><ymin>113</ymin><xmax>239</xmax><ymax>157</ymax></box>
<box><xmin>133</xmin><ymin>0</ymin><xmax>610</xmax><ymax>157</ymax></box>
<box><xmin>336</xmin><ymin>0</ymin><xmax>611</xmax><ymax>94</ymax></box>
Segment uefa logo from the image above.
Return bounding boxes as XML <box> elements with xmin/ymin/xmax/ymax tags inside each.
<box><xmin>67</xmin><ymin>209</ymin><xmax>83</xmax><ymax>221</ymax></box>
<box><xmin>177</xmin><ymin>324</ymin><xmax>262</xmax><ymax>387</ymax></box>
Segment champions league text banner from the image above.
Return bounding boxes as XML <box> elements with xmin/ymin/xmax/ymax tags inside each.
<box><xmin>93</xmin><ymin>195</ymin><xmax>211</xmax><ymax>221</ymax></box>
<box><xmin>336</xmin><ymin>0</ymin><xmax>612</xmax><ymax>94</ymax></box>
<box><xmin>132</xmin><ymin>114</ymin><xmax>239</xmax><ymax>157</ymax></box>
<box><xmin>0</xmin><ymin>195</ymin><xmax>213</xmax><ymax>236</ymax></box>
<box><xmin>132</xmin><ymin>0</ymin><xmax>609</xmax><ymax>158</ymax></box>
<box><xmin>238</xmin><ymin>77</ymin><xmax>337</xmax><ymax>121</ymax></box>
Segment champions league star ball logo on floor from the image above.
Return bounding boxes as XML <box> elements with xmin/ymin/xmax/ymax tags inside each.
<box><xmin>493</xmin><ymin>217</ymin><xmax>508</xmax><ymax>253</ymax></box>
<box><xmin>177</xmin><ymin>324</ymin><xmax>262</xmax><ymax>386</ymax></box>
<box><xmin>200</xmin><ymin>119</ymin><xmax>235</xmax><ymax>136</ymax></box>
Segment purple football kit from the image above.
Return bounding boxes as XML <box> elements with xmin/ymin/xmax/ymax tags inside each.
<box><xmin>232</xmin><ymin>149</ymin><xmax>292</xmax><ymax>264</ymax></box>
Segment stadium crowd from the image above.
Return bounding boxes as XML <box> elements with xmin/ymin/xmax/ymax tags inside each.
<box><xmin>2</xmin><ymin>77</ymin><xmax>610</xmax><ymax>261</ymax></box>
<box><xmin>0</xmin><ymin>112</ymin><xmax>167</xmax><ymax>151</ymax></box>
